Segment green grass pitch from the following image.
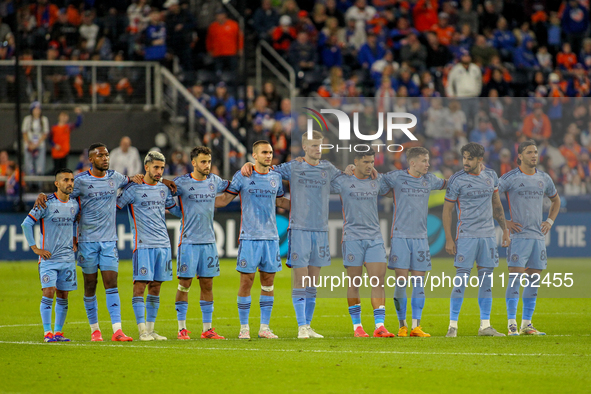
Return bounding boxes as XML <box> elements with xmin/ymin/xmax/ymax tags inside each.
<box><xmin>0</xmin><ymin>258</ymin><xmax>590</xmax><ymax>393</ymax></box>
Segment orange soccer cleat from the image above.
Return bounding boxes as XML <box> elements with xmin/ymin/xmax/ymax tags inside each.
<box><xmin>201</xmin><ymin>328</ymin><xmax>225</xmax><ymax>339</ymax></box>
<box><xmin>91</xmin><ymin>330</ymin><xmax>103</xmax><ymax>342</ymax></box>
<box><xmin>354</xmin><ymin>326</ymin><xmax>370</xmax><ymax>337</ymax></box>
<box><xmin>111</xmin><ymin>329</ymin><xmax>133</xmax><ymax>342</ymax></box>
<box><xmin>373</xmin><ymin>326</ymin><xmax>396</xmax><ymax>337</ymax></box>
<box><xmin>410</xmin><ymin>326</ymin><xmax>431</xmax><ymax>337</ymax></box>
<box><xmin>397</xmin><ymin>326</ymin><xmax>408</xmax><ymax>337</ymax></box>
<box><xmin>178</xmin><ymin>329</ymin><xmax>191</xmax><ymax>340</ymax></box>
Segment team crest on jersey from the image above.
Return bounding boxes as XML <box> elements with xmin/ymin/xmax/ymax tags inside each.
<box><xmin>538</xmin><ymin>181</ymin><xmax>544</xmax><ymax>189</ymax></box>
<box><xmin>113</xmin><ymin>246</ymin><xmax>119</xmax><ymax>259</ymax></box>
<box><xmin>270</xmin><ymin>179</ymin><xmax>277</xmax><ymax>188</ymax></box>
<box><xmin>422</xmin><ymin>179</ymin><xmax>428</xmax><ymax>187</ymax></box>
<box><xmin>276</xmin><ymin>252</ymin><xmax>281</xmax><ymax>262</ymax></box>
<box><xmin>179</xmin><ymin>264</ymin><xmax>188</xmax><ymax>273</ymax></box>
<box><xmin>320</xmin><ymin>171</ymin><xmax>327</xmax><ymax>178</ymax></box>
<box><xmin>485</xmin><ymin>178</ymin><xmax>492</xmax><ymax>186</ymax></box>
<box><xmin>209</xmin><ymin>183</ymin><xmax>215</xmax><ymax>192</ymax></box>
<box><xmin>390</xmin><ymin>254</ymin><xmax>398</xmax><ymax>263</ymax></box>
<box><xmin>42</xmin><ymin>274</ymin><xmax>50</xmax><ymax>284</ymax></box>
<box><xmin>79</xmin><ymin>255</ymin><xmax>85</xmax><ymax>264</ymax></box>
<box><xmin>291</xmin><ymin>253</ymin><xmax>298</xmax><ymax>261</ymax></box>
<box><xmin>239</xmin><ymin>259</ymin><xmax>247</xmax><ymax>268</ymax></box>
<box><xmin>108</xmin><ymin>179</ymin><xmax>115</xmax><ymax>188</ymax></box>
<box><xmin>160</xmin><ymin>190</ymin><xmax>165</xmax><ymax>199</ymax></box>
<box><xmin>140</xmin><ymin>267</ymin><xmax>148</xmax><ymax>275</ymax></box>
<box><xmin>370</xmin><ymin>181</ymin><xmax>377</xmax><ymax>189</ymax></box>
<box><xmin>457</xmin><ymin>255</ymin><xmax>465</xmax><ymax>263</ymax></box>
<box><xmin>511</xmin><ymin>254</ymin><xmax>519</xmax><ymax>262</ymax></box>
<box><xmin>347</xmin><ymin>254</ymin><xmax>355</xmax><ymax>262</ymax></box>
<box><xmin>70</xmin><ymin>207</ymin><xmax>76</xmax><ymax>215</ymax></box>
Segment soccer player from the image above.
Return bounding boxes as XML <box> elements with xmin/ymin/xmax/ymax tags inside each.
<box><xmin>443</xmin><ymin>142</ymin><xmax>511</xmax><ymax>337</ymax></box>
<box><xmin>34</xmin><ymin>143</ymin><xmax>144</xmax><ymax>342</ymax></box>
<box><xmin>216</xmin><ymin>141</ymin><xmax>290</xmax><ymax>339</ymax></box>
<box><xmin>499</xmin><ymin>140</ymin><xmax>560</xmax><ymax>336</ymax></box>
<box><xmin>332</xmin><ymin>149</ymin><xmax>396</xmax><ymax>338</ymax></box>
<box><xmin>22</xmin><ymin>169</ymin><xmax>79</xmax><ymax>342</ymax></box>
<box><xmin>241</xmin><ymin>130</ymin><xmax>342</xmax><ymax>339</ymax></box>
<box><xmin>382</xmin><ymin>147</ymin><xmax>447</xmax><ymax>338</ymax></box>
<box><xmin>168</xmin><ymin>146</ymin><xmax>228</xmax><ymax>340</ymax></box>
<box><xmin>117</xmin><ymin>151</ymin><xmax>176</xmax><ymax>341</ymax></box>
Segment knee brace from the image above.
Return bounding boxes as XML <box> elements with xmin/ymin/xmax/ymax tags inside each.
<box><xmin>261</xmin><ymin>285</ymin><xmax>274</xmax><ymax>292</ymax></box>
<box><xmin>178</xmin><ymin>284</ymin><xmax>190</xmax><ymax>293</ymax></box>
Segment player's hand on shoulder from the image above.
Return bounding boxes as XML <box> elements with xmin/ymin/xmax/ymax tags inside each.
<box><xmin>344</xmin><ymin>164</ymin><xmax>355</xmax><ymax>176</ymax></box>
<box><xmin>370</xmin><ymin>167</ymin><xmax>378</xmax><ymax>180</ymax></box>
<box><xmin>34</xmin><ymin>193</ymin><xmax>47</xmax><ymax>209</ymax></box>
<box><xmin>506</xmin><ymin>220</ymin><xmax>522</xmax><ymax>234</ymax></box>
<box><xmin>130</xmin><ymin>174</ymin><xmax>144</xmax><ymax>184</ymax></box>
<box><xmin>294</xmin><ymin>156</ymin><xmax>304</xmax><ymax>163</ymax></box>
<box><xmin>445</xmin><ymin>239</ymin><xmax>456</xmax><ymax>255</ymax></box>
<box><xmin>32</xmin><ymin>245</ymin><xmax>51</xmax><ymax>260</ymax></box>
<box><xmin>241</xmin><ymin>162</ymin><xmax>254</xmax><ymax>177</ymax></box>
<box><xmin>162</xmin><ymin>178</ymin><xmax>177</xmax><ymax>194</ymax></box>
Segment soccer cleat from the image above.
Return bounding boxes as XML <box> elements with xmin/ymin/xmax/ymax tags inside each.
<box><xmin>298</xmin><ymin>325</ymin><xmax>310</xmax><ymax>339</ymax></box>
<box><xmin>373</xmin><ymin>326</ymin><xmax>396</xmax><ymax>337</ymax></box>
<box><xmin>478</xmin><ymin>326</ymin><xmax>506</xmax><ymax>337</ymax></box>
<box><xmin>306</xmin><ymin>326</ymin><xmax>324</xmax><ymax>338</ymax></box>
<box><xmin>238</xmin><ymin>328</ymin><xmax>250</xmax><ymax>339</ymax></box>
<box><xmin>111</xmin><ymin>329</ymin><xmax>133</xmax><ymax>342</ymax></box>
<box><xmin>149</xmin><ymin>331</ymin><xmax>167</xmax><ymax>341</ymax></box>
<box><xmin>508</xmin><ymin>324</ymin><xmax>519</xmax><ymax>336</ymax></box>
<box><xmin>354</xmin><ymin>326</ymin><xmax>370</xmax><ymax>337</ymax></box>
<box><xmin>410</xmin><ymin>326</ymin><xmax>431</xmax><ymax>337</ymax></box>
<box><xmin>44</xmin><ymin>332</ymin><xmax>56</xmax><ymax>343</ymax></box>
<box><xmin>201</xmin><ymin>328</ymin><xmax>225</xmax><ymax>339</ymax></box>
<box><xmin>520</xmin><ymin>324</ymin><xmax>546</xmax><ymax>336</ymax></box>
<box><xmin>446</xmin><ymin>326</ymin><xmax>457</xmax><ymax>338</ymax></box>
<box><xmin>258</xmin><ymin>328</ymin><xmax>279</xmax><ymax>339</ymax></box>
<box><xmin>91</xmin><ymin>330</ymin><xmax>103</xmax><ymax>342</ymax></box>
<box><xmin>397</xmin><ymin>326</ymin><xmax>408</xmax><ymax>337</ymax></box>
<box><xmin>53</xmin><ymin>332</ymin><xmax>71</xmax><ymax>342</ymax></box>
<box><xmin>139</xmin><ymin>331</ymin><xmax>155</xmax><ymax>341</ymax></box>
<box><xmin>178</xmin><ymin>328</ymin><xmax>191</xmax><ymax>340</ymax></box>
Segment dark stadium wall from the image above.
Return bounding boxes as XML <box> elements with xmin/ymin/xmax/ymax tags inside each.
<box><xmin>0</xmin><ymin>110</ymin><xmax>162</xmax><ymax>152</ymax></box>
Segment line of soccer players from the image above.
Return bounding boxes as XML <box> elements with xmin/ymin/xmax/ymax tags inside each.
<box><xmin>23</xmin><ymin>133</ymin><xmax>559</xmax><ymax>342</ymax></box>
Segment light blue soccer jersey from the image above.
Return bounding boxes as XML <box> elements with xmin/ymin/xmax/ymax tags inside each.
<box><xmin>226</xmin><ymin>170</ymin><xmax>284</xmax><ymax>241</ymax></box>
<box><xmin>169</xmin><ymin>173</ymin><xmax>229</xmax><ymax>245</ymax></box>
<box><xmin>71</xmin><ymin>169</ymin><xmax>129</xmax><ymax>242</ymax></box>
<box><xmin>272</xmin><ymin>160</ymin><xmax>341</xmax><ymax>231</ymax></box>
<box><xmin>499</xmin><ymin>167</ymin><xmax>557</xmax><ymax>240</ymax></box>
<box><xmin>22</xmin><ymin>193</ymin><xmax>79</xmax><ymax>263</ymax></box>
<box><xmin>382</xmin><ymin>169</ymin><xmax>446</xmax><ymax>238</ymax></box>
<box><xmin>116</xmin><ymin>181</ymin><xmax>176</xmax><ymax>250</ymax></box>
<box><xmin>332</xmin><ymin>174</ymin><xmax>389</xmax><ymax>241</ymax></box>
<box><xmin>445</xmin><ymin>168</ymin><xmax>499</xmax><ymax>239</ymax></box>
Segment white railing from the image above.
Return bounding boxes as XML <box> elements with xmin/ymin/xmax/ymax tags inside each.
<box><xmin>0</xmin><ymin>60</ymin><xmax>161</xmax><ymax>111</ymax></box>
<box><xmin>160</xmin><ymin>67</ymin><xmax>247</xmax><ymax>179</ymax></box>
<box><xmin>256</xmin><ymin>40</ymin><xmax>296</xmax><ymax>103</ymax></box>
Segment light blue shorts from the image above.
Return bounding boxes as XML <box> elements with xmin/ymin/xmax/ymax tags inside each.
<box><xmin>342</xmin><ymin>239</ymin><xmax>387</xmax><ymax>267</ymax></box>
<box><xmin>177</xmin><ymin>243</ymin><xmax>220</xmax><ymax>278</ymax></box>
<box><xmin>237</xmin><ymin>240</ymin><xmax>282</xmax><ymax>274</ymax></box>
<box><xmin>455</xmin><ymin>237</ymin><xmax>499</xmax><ymax>269</ymax></box>
<box><xmin>287</xmin><ymin>230</ymin><xmax>331</xmax><ymax>268</ymax></box>
<box><xmin>77</xmin><ymin>241</ymin><xmax>119</xmax><ymax>274</ymax></box>
<box><xmin>133</xmin><ymin>248</ymin><xmax>173</xmax><ymax>282</ymax></box>
<box><xmin>39</xmin><ymin>261</ymin><xmax>77</xmax><ymax>291</ymax></box>
<box><xmin>507</xmin><ymin>238</ymin><xmax>547</xmax><ymax>270</ymax></box>
<box><xmin>389</xmin><ymin>237</ymin><xmax>432</xmax><ymax>271</ymax></box>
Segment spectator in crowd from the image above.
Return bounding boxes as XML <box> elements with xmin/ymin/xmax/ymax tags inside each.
<box><xmin>469</xmin><ymin>117</ymin><xmax>497</xmax><ymax>148</ymax></box>
<box><xmin>311</xmin><ymin>3</ymin><xmax>328</xmax><ymax>31</ymax></box>
<box><xmin>0</xmin><ymin>150</ymin><xmax>9</xmax><ymax>188</ymax></box>
<box><xmin>262</xmin><ymin>82</ymin><xmax>282</xmax><ymax>114</ymax></box>
<box><xmin>446</xmin><ymin>49</ymin><xmax>482</xmax><ymax>97</ymax></box>
<box><xmin>272</xmin><ymin>15</ymin><xmax>297</xmax><ymax>55</ymax></box>
<box><xmin>209</xmin><ymin>82</ymin><xmax>237</xmax><ymax>117</ymax></box>
<box><xmin>457</xmin><ymin>0</ymin><xmax>478</xmax><ymax>36</ymax></box>
<box><xmin>471</xmin><ymin>35</ymin><xmax>497</xmax><ymax>66</ymax></box>
<box><xmin>252</xmin><ymin>0</ymin><xmax>279</xmax><ymax>40</ymax></box>
<box><xmin>547</xmin><ymin>11</ymin><xmax>562</xmax><ymax>56</ymax></box>
<box><xmin>559</xmin><ymin>133</ymin><xmax>583</xmax><ymax>169</ymax></box>
<box><xmin>275</xmin><ymin>98</ymin><xmax>293</xmax><ymax>133</ymax></box>
<box><xmin>569</xmin><ymin>63</ymin><xmax>591</xmax><ymax>97</ymax></box>
<box><xmin>557</xmin><ymin>42</ymin><xmax>577</xmax><ymax>71</ymax></box>
<box><xmin>579</xmin><ymin>38</ymin><xmax>591</xmax><ymax>70</ymax></box>
<box><xmin>280</xmin><ymin>0</ymin><xmax>300</xmax><ymax>25</ymax></box>
<box><xmin>79</xmin><ymin>10</ymin><xmax>100</xmax><ymax>53</ymax></box>
<box><xmin>345</xmin><ymin>0</ymin><xmax>376</xmax><ymax>36</ymax></box>
<box><xmin>31</xmin><ymin>0</ymin><xmax>59</xmax><ymax>31</ymax></box>
<box><xmin>325</xmin><ymin>0</ymin><xmax>346</xmax><ymax>27</ymax></box>
<box><xmin>343</xmin><ymin>16</ymin><xmax>366</xmax><ymax>57</ymax></box>
<box><xmin>288</xmin><ymin>31</ymin><xmax>318</xmax><ymax>81</ymax></box>
<box><xmin>322</xmin><ymin>34</ymin><xmax>343</xmax><ymax>68</ymax></box>
<box><xmin>484</xmin><ymin>67</ymin><xmax>511</xmax><ymax>97</ymax></box>
<box><xmin>412</xmin><ymin>0</ymin><xmax>438</xmax><ymax>32</ymax></box>
<box><xmin>514</xmin><ymin>36</ymin><xmax>539</xmax><ymax>70</ymax></box>
<box><xmin>536</xmin><ymin>45</ymin><xmax>553</xmax><ymax>71</ymax></box>
<box><xmin>143</xmin><ymin>9</ymin><xmax>167</xmax><ymax>61</ymax></box>
<box><xmin>164</xmin><ymin>0</ymin><xmax>196</xmax><ymax>71</ymax></box>
<box><xmin>426</xmin><ymin>30</ymin><xmax>453</xmax><ymax>70</ymax></box>
<box><xmin>561</xmin><ymin>0</ymin><xmax>589</xmax><ymax>55</ymax></box>
<box><xmin>393</xmin><ymin>66</ymin><xmax>420</xmax><ymax>97</ymax></box>
<box><xmin>479</xmin><ymin>0</ymin><xmax>500</xmax><ymax>33</ymax></box>
<box><xmin>400</xmin><ymin>33</ymin><xmax>427</xmax><ymax>71</ymax></box>
<box><xmin>51</xmin><ymin>8</ymin><xmax>77</xmax><ymax>49</ymax></box>
<box><xmin>522</xmin><ymin>100</ymin><xmax>552</xmax><ymax>143</ymax></box>
<box><xmin>5</xmin><ymin>161</ymin><xmax>21</xmax><ymax>197</ymax></box>
<box><xmin>50</xmin><ymin>107</ymin><xmax>82</xmax><ymax>173</ymax></box>
<box><xmin>431</xmin><ymin>12</ymin><xmax>454</xmax><ymax>46</ymax></box>
<box><xmin>22</xmin><ymin>101</ymin><xmax>49</xmax><ymax>176</ymax></box>
<box><xmin>357</xmin><ymin>32</ymin><xmax>384</xmax><ymax>70</ymax></box>
<box><xmin>206</xmin><ymin>9</ymin><xmax>243</xmax><ymax>75</ymax></box>
<box><xmin>110</xmin><ymin>136</ymin><xmax>142</xmax><ymax>176</ymax></box>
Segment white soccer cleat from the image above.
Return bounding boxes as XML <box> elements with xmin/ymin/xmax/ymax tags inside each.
<box><xmin>446</xmin><ymin>326</ymin><xmax>457</xmax><ymax>338</ymax></box>
<box><xmin>508</xmin><ymin>324</ymin><xmax>519</xmax><ymax>336</ymax></box>
<box><xmin>258</xmin><ymin>328</ymin><xmax>278</xmax><ymax>339</ymax></box>
<box><xmin>298</xmin><ymin>325</ymin><xmax>310</xmax><ymax>339</ymax></box>
<box><xmin>520</xmin><ymin>324</ymin><xmax>546</xmax><ymax>335</ymax></box>
<box><xmin>139</xmin><ymin>331</ymin><xmax>155</xmax><ymax>341</ymax></box>
<box><xmin>239</xmin><ymin>328</ymin><xmax>250</xmax><ymax>339</ymax></box>
<box><xmin>478</xmin><ymin>326</ymin><xmax>506</xmax><ymax>337</ymax></box>
<box><xmin>306</xmin><ymin>325</ymin><xmax>324</xmax><ymax>338</ymax></box>
<box><xmin>149</xmin><ymin>331</ymin><xmax>167</xmax><ymax>341</ymax></box>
